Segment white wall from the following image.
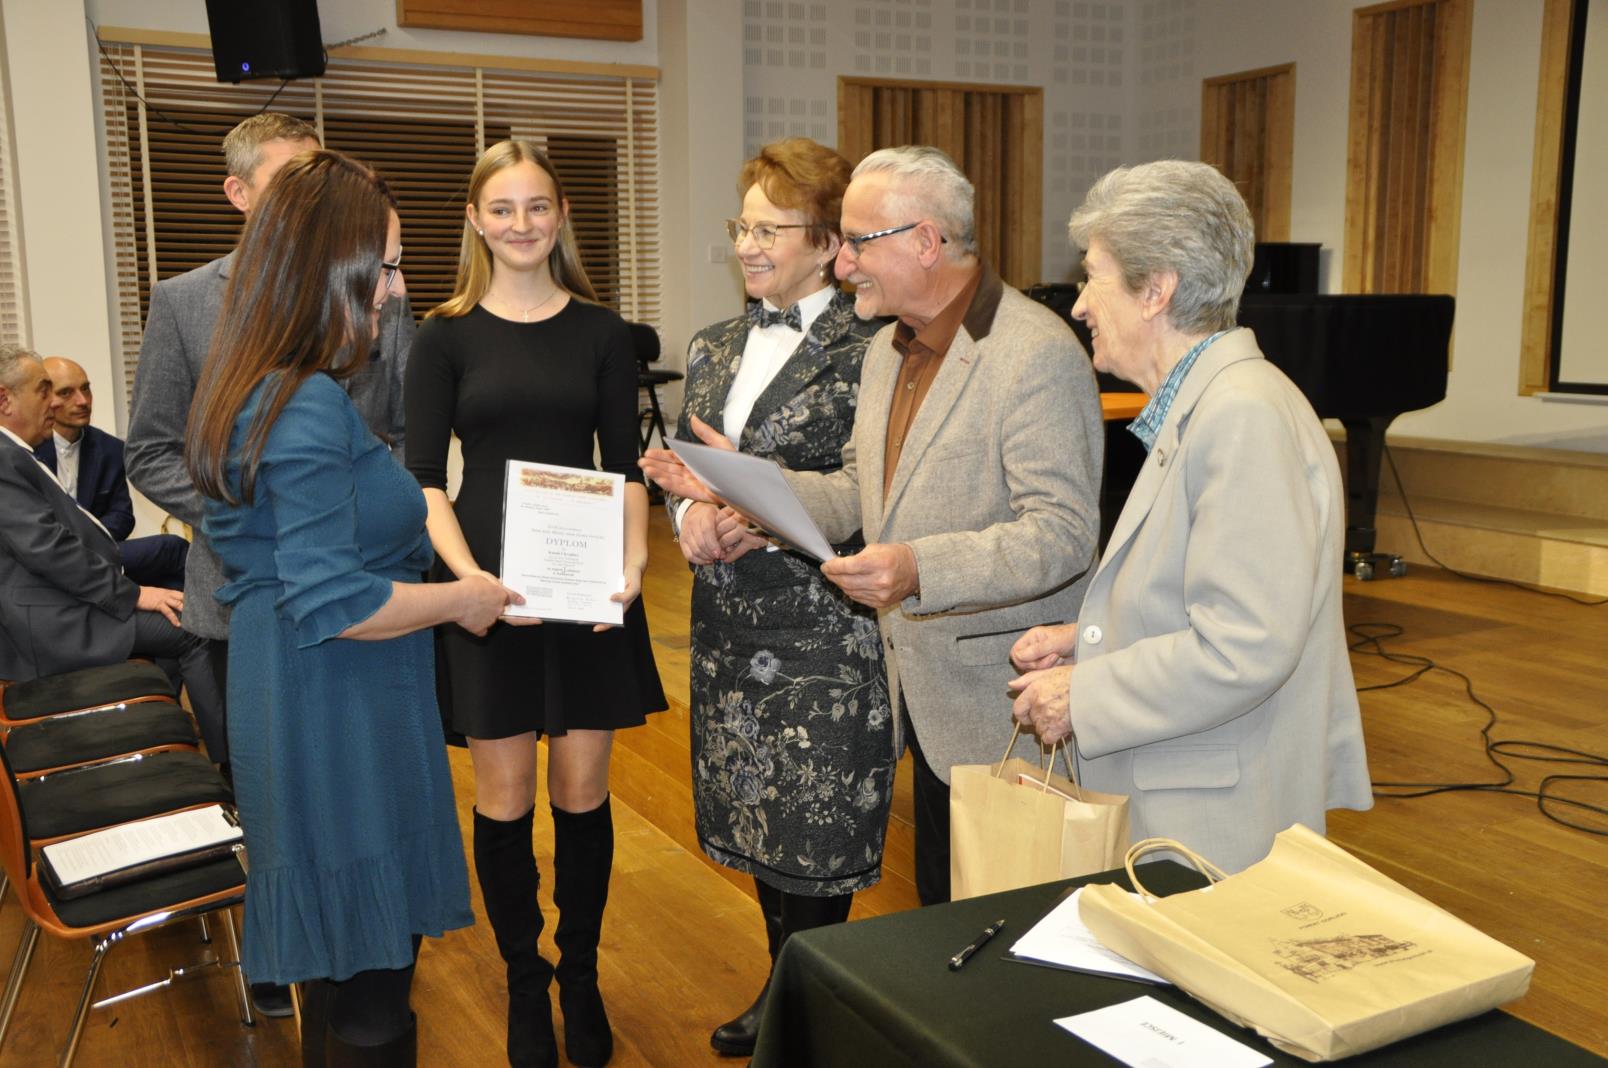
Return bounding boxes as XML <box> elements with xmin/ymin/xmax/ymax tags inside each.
<box><xmin>1180</xmin><ymin>0</ymin><xmax>1608</xmax><ymax>452</ymax></box>
<box><xmin>2</xmin><ymin>0</ymin><xmax>117</xmax><ymax>427</ymax></box>
<box><xmin>9</xmin><ymin>0</ymin><xmax>1602</xmax><ymax>466</ymax></box>
<box><xmin>655</xmin><ymin>0</ymin><xmax>746</xmax><ymax>416</ymax></box>
<box><xmin>87</xmin><ymin>0</ymin><xmax>659</xmax><ymax>66</ymax></box>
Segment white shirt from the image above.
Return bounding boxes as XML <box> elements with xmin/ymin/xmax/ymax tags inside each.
<box><xmin>676</xmin><ymin>286</ymin><xmax>836</xmax><ymax>533</ymax></box>
<box><xmin>1</xmin><ymin>424</ymin><xmax>114</xmax><ymax>542</ymax></box>
<box><xmin>53</xmin><ymin>430</ymin><xmax>82</xmax><ymax>498</ymax></box>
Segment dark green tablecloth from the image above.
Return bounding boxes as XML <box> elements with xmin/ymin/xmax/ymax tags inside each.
<box><xmin>752</xmin><ymin>861</ymin><xmax>1604</xmax><ymax>1067</ymax></box>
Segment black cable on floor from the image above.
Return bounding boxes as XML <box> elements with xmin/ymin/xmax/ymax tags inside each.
<box><xmin>1348</xmin><ymin>621</ymin><xmax>1608</xmax><ymax>836</ymax></box>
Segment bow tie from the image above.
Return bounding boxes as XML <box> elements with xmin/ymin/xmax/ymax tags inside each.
<box><xmin>748</xmin><ymin>301</ymin><xmax>803</xmax><ymax>332</ymax></box>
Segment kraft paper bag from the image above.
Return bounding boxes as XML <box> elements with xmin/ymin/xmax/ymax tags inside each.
<box><xmin>1078</xmin><ymin>825</ymin><xmax>1535</xmax><ymax>1061</ymax></box>
<box><xmin>949</xmin><ymin>726</ymin><xmax>1130</xmax><ymax>900</ymax></box>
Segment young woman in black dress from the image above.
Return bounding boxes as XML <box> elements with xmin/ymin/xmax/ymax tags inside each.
<box><xmin>405</xmin><ymin>140</ymin><xmax>665</xmax><ymax>1068</ymax></box>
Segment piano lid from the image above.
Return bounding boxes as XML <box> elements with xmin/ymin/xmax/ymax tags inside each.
<box><xmin>1238</xmin><ymin>293</ymin><xmax>1453</xmax><ymax>421</ymax></box>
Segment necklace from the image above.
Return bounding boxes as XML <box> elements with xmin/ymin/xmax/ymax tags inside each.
<box><xmin>489</xmin><ymin>287</ymin><xmax>562</xmax><ymax>322</ymax></box>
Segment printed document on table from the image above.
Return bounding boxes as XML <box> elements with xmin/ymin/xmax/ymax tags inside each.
<box><xmin>501</xmin><ymin>461</ymin><xmax>624</xmax><ymax>626</ymax></box>
<box><xmin>41</xmin><ymin>805</ymin><xmax>241</xmax><ymax>887</ymax></box>
<box><xmin>1007</xmin><ymin>886</ymin><xmax>1170</xmax><ymax>984</ymax></box>
<box><xmin>666</xmin><ymin>439</ymin><xmax>836</xmax><ymax>562</ymax></box>
<box><xmin>1057</xmin><ymin>996</ymin><xmax>1272</xmax><ymax>1068</ymax></box>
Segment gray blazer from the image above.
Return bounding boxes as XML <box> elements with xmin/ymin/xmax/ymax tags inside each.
<box><xmin>0</xmin><ymin>433</ymin><xmax>138</xmax><ymax>679</ymax></box>
<box><xmin>125</xmin><ymin>250</ymin><xmax>414</xmax><ymax>640</ymax></box>
<box><xmin>1066</xmin><ymin>329</ymin><xmax>1373</xmax><ymax>874</ymax></box>
<box><xmin>789</xmin><ymin>269</ymin><xmax>1104</xmax><ymax>783</ymax></box>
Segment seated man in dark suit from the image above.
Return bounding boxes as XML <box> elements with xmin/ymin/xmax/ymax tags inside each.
<box><xmin>33</xmin><ymin>356</ymin><xmax>188</xmax><ymax>589</ymax></box>
<box><xmin>0</xmin><ymin>344</ymin><xmax>224</xmax><ymax>757</ymax></box>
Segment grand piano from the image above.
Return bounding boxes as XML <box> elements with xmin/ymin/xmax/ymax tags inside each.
<box><xmin>1238</xmin><ymin>243</ymin><xmax>1453</xmax><ymax>579</ymax></box>
<box><xmin>1029</xmin><ymin>243</ymin><xmax>1454</xmax><ymax>579</ymax></box>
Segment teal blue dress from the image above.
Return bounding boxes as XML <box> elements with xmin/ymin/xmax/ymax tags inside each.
<box><xmin>205</xmin><ymin>372</ymin><xmax>473</xmax><ymax>984</ymax></box>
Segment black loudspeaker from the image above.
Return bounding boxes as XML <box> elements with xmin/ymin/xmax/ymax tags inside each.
<box><xmin>205</xmin><ymin>0</ymin><xmax>326</xmax><ymax>84</ymax></box>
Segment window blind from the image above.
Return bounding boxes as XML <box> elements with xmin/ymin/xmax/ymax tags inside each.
<box><xmin>97</xmin><ymin>38</ymin><xmax>660</xmax><ymax>399</ymax></box>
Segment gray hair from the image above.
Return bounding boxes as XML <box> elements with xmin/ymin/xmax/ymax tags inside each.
<box><xmin>0</xmin><ymin>343</ymin><xmax>42</xmax><ymax>391</ymax></box>
<box><xmin>1068</xmin><ymin>160</ymin><xmax>1254</xmax><ymax>334</ymax></box>
<box><xmin>222</xmin><ymin>112</ymin><xmax>320</xmax><ymax>180</ymax></box>
<box><xmin>852</xmin><ymin>145</ymin><xmax>978</xmax><ymax>256</ymax></box>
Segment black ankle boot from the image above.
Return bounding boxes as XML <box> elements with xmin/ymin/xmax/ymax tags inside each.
<box><xmin>709</xmin><ymin>978</ymin><xmax>771</xmax><ymax>1057</ymax></box>
<box><xmin>709</xmin><ymin>880</ymin><xmax>786</xmax><ymax>1057</ymax></box>
<box><xmin>326</xmin><ymin>1013</ymin><xmax>417</xmax><ymax>1066</ymax></box>
<box><xmin>552</xmin><ymin>798</ymin><xmax>615</xmax><ymax>1068</ymax></box>
<box><xmin>475</xmin><ymin>809</ymin><xmax>557</xmax><ymax>1068</ymax></box>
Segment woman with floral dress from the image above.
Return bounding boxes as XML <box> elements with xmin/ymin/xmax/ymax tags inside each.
<box><xmin>664</xmin><ymin>138</ymin><xmax>893</xmax><ymax>1058</ymax></box>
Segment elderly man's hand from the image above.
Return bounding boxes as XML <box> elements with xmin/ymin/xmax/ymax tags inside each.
<box><xmin>820</xmin><ymin>542</ymin><xmax>919</xmax><ymax>609</ymax></box>
<box><xmin>1007</xmin><ymin>664</ymin><xmax>1074</xmax><ymax>746</ymax></box>
<box><xmin>136</xmin><ymin>585</ymin><xmax>184</xmax><ymax>628</ymax></box>
<box><xmin>1011</xmin><ymin>622</ymin><xmax>1080</xmax><ymax>671</ymax></box>
<box><xmin>638</xmin><ymin>415</ymin><xmax>729</xmax><ymax>503</ymax></box>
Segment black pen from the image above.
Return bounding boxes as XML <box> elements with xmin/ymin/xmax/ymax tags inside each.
<box><xmin>948</xmin><ymin>919</ymin><xmax>1006</xmax><ymax>971</ymax></box>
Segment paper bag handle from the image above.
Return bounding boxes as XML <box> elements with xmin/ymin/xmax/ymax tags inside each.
<box><xmin>995</xmin><ymin>724</ymin><xmax>1084</xmax><ymax>801</ymax></box>
<box><xmin>1123</xmin><ymin>838</ymin><xmax>1229</xmax><ymax>900</ymax></box>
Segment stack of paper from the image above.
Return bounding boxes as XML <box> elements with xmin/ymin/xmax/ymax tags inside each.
<box><xmin>1007</xmin><ymin>886</ymin><xmax>1170</xmax><ymax>984</ymax></box>
<box><xmin>40</xmin><ymin>805</ymin><xmax>242</xmax><ymax>893</ymax></box>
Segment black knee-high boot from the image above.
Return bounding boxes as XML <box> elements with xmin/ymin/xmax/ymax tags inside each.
<box><xmin>474</xmin><ymin>809</ymin><xmax>557</xmax><ymax>1068</ymax></box>
<box><xmin>299</xmin><ymin>979</ymin><xmax>334</xmax><ymax>1068</ymax></box>
<box><xmin>710</xmin><ymin>879</ymin><xmax>787</xmax><ymax>1057</ymax></box>
<box><xmin>551</xmin><ymin>798</ymin><xmax>615</xmax><ymax>1068</ymax></box>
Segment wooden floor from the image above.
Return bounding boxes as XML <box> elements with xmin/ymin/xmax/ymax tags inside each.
<box><xmin>2</xmin><ymin>510</ymin><xmax>1604</xmax><ymax>1065</ymax></box>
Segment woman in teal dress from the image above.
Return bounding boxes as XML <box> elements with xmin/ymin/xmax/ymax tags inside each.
<box><xmin>188</xmin><ymin>150</ymin><xmax>512</xmax><ymax>1065</ymax></box>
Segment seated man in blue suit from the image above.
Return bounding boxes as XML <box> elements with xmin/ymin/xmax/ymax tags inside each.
<box><xmin>33</xmin><ymin>356</ymin><xmax>188</xmax><ymax>589</ymax></box>
<box><xmin>0</xmin><ymin>345</ymin><xmax>224</xmax><ymax>756</ymax></box>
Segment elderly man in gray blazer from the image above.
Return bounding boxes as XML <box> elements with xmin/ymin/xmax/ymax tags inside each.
<box><xmin>648</xmin><ymin>146</ymin><xmax>1103</xmax><ymax>904</ymax></box>
<box><xmin>0</xmin><ymin>345</ymin><xmax>224</xmax><ymax>749</ymax></box>
<box><xmin>125</xmin><ymin>113</ymin><xmax>413</xmax><ymax>762</ymax></box>
<box><xmin>1011</xmin><ymin>162</ymin><xmax>1372</xmax><ymax>875</ymax></box>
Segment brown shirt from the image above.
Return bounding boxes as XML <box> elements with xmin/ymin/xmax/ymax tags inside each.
<box><xmin>883</xmin><ymin>266</ymin><xmax>985</xmax><ymax>497</ymax></box>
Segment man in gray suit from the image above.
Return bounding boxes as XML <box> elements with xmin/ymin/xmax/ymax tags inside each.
<box><xmin>125</xmin><ymin>113</ymin><xmax>414</xmax><ymax>762</ymax></box>
<box><xmin>0</xmin><ymin>345</ymin><xmax>223</xmax><ymax>749</ymax></box>
<box><xmin>649</xmin><ymin>146</ymin><xmax>1103</xmax><ymax>904</ymax></box>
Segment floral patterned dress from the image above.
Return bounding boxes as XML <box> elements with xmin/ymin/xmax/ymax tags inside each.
<box><xmin>671</xmin><ymin>289</ymin><xmax>894</xmax><ymax>896</ymax></box>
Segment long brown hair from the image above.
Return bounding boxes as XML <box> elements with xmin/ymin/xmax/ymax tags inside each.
<box><xmin>429</xmin><ymin>139</ymin><xmax>596</xmax><ymax>319</ymax></box>
<box><xmin>187</xmin><ymin>149</ymin><xmax>398</xmax><ymax>505</ymax></box>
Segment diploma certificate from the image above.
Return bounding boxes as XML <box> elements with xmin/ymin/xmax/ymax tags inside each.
<box><xmin>500</xmin><ymin>461</ymin><xmax>624</xmax><ymax>626</ymax></box>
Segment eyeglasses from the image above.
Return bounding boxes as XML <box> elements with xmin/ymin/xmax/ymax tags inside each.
<box><xmin>725</xmin><ymin>219</ymin><xmax>816</xmax><ymax>249</ymax></box>
<box><xmin>381</xmin><ymin>249</ymin><xmax>404</xmax><ymax>291</ymax></box>
<box><xmin>841</xmin><ymin>221</ymin><xmax>945</xmax><ymax>256</ymax></box>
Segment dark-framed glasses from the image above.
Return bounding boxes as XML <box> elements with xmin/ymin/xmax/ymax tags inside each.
<box><xmin>725</xmin><ymin>219</ymin><xmax>815</xmax><ymax>249</ymax></box>
<box><xmin>381</xmin><ymin>248</ymin><xmax>404</xmax><ymax>290</ymax></box>
<box><xmin>842</xmin><ymin>221</ymin><xmax>944</xmax><ymax>255</ymax></box>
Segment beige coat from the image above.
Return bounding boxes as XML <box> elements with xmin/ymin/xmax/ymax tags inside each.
<box><xmin>1066</xmin><ymin>328</ymin><xmax>1373</xmax><ymax>873</ymax></box>
<box><xmin>790</xmin><ymin>272</ymin><xmax>1104</xmax><ymax>783</ymax></box>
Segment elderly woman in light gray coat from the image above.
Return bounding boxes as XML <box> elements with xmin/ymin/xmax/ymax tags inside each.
<box><xmin>1009</xmin><ymin>160</ymin><xmax>1373</xmax><ymax>874</ymax></box>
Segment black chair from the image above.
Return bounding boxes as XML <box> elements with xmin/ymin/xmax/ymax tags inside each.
<box><xmin>0</xmin><ymin>745</ymin><xmax>249</xmax><ymax>1066</ymax></box>
<box><xmin>0</xmin><ymin>662</ymin><xmax>177</xmax><ymax>729</ymax></box>
<box><xmin>630</xmin><ymin>321</ymin><xmax>683</xmax><ymax>454</ymax></box>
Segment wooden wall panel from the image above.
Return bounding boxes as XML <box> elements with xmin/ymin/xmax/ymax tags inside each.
<box><xmin>1343</xmin><ymin>0</ymin><xmax>1472</xmax><ymax>296</ymax></box>
<box><xmin>1519</xmin><ymin>0</ymin><xmax>1578</xmax><ymax>396</ymax></box>
<box><xmin>838</xmin><ymin>77</ymin><xmax>1043</xmax><ymax>288</ymax></box>
<box><xmin>1200</xmin><ymin>63</ymin><xmax>1294</xmax><ymax>241</ymax></box>
<box><xmin>397</xmin><ymin>0</ymin><xmax>643</xmax><ymax>42</ymax></box>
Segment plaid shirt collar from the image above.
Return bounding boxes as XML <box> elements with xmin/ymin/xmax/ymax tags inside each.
<box><xmin>1128</xmin><ymin>330</ymin><xmax>1227</xmax><ymax>451</ymax></box>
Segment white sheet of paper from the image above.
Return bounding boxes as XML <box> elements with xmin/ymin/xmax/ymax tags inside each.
<box><xmin>666</xmin><ymin>439</ymin><xmax>836</xmax><ymax>562</ymax></box>
<box><xmin>1008</xmin><ymin>887</ymin><xmax>1170</xmax><ymax>984</ymax></box>
<box><xmin>500</xmin><ymin>461</ymin><xmax>624</xmax><ymax>626</ymax></box>
<box><xmin>41</xmin><ymin>805</ymin><xmax>241</xmax><ymax>887</ymax></box>
<box><xmin>1057</xmin><ymin>996</ymin><xmax>1272</xmax><ymax>1068</ymax></box>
